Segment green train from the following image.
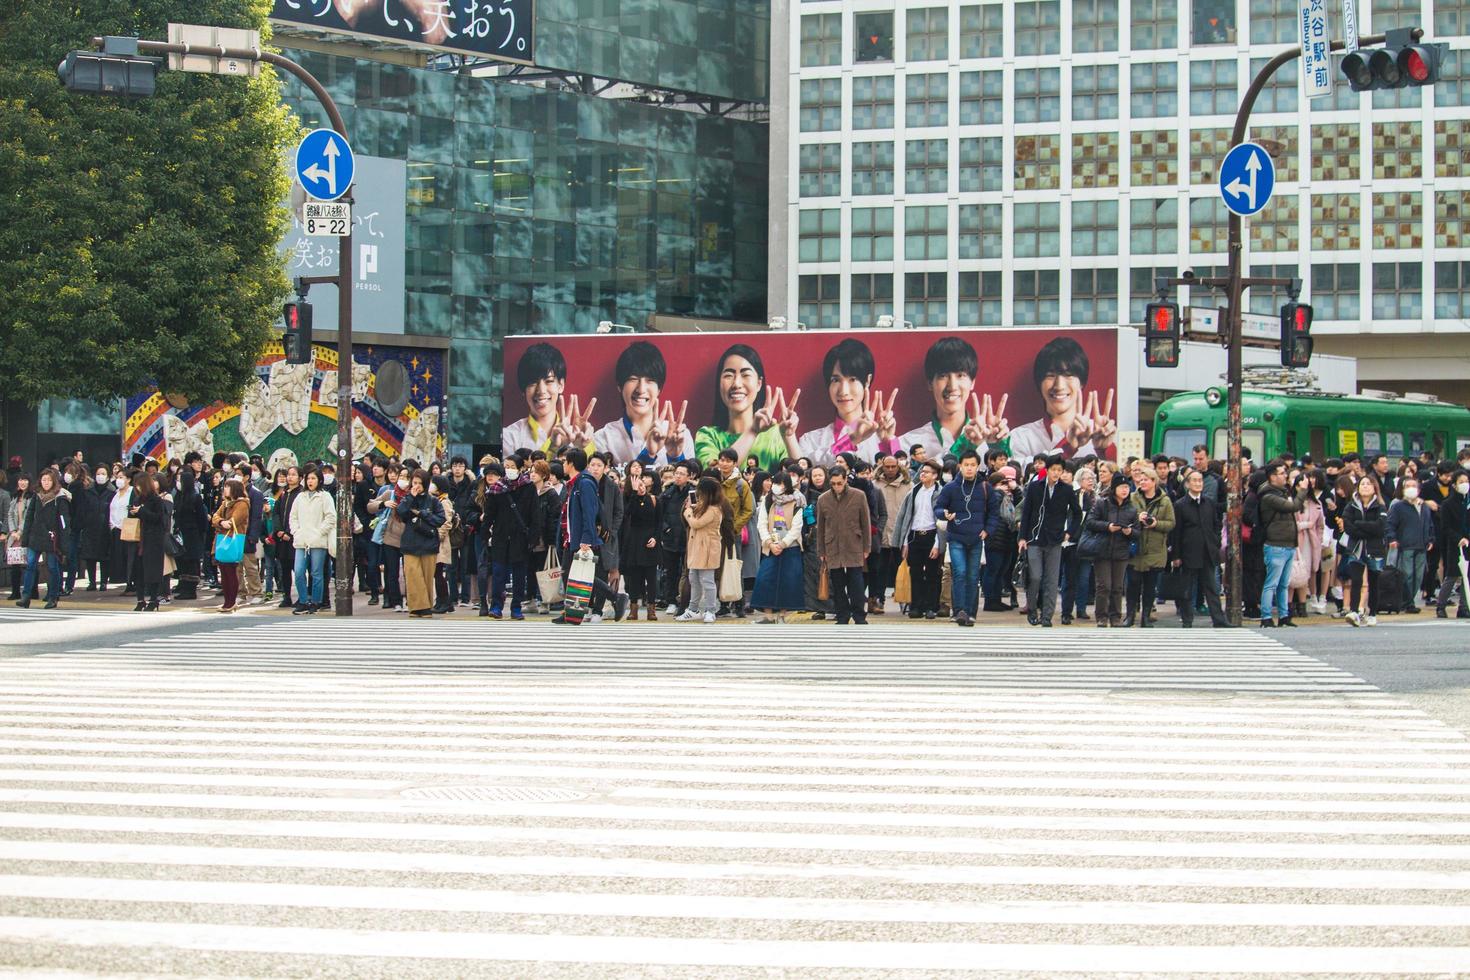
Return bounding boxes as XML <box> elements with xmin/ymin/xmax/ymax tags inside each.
<box><xmin>1152</xmin><ymin>387</ymin><xmax>1470</xmax><ymax>463</ymax></box>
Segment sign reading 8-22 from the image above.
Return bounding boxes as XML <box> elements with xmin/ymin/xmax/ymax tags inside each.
<box><xmin>271</xmin><ymin>0</ymin><xmax>534</xmax><ymax>65</ymax></box>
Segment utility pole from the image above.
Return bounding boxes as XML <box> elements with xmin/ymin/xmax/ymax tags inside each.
<box><xmin>87</xmin><ymin>34</ymin><xmax>358</xmax><ymax>615</ymax></box>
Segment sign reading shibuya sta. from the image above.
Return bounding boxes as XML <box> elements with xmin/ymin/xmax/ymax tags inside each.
<box><xmin>271</xmin><ymin>0</ymin><xmax>534</xmax><ymax>63</ymax></box>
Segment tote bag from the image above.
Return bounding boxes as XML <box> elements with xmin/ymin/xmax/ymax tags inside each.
<box><xmin>718</xmin><ymin>547</ymin><xmax>744</xmax><ymax>602</ymax></box>
<box><xmin>120</xmin><ymin>517</ymin><xmax>141</xmax><ymax>543</ymax></box>
<box><xmin>213</xmin><ymin>531</ymin><xmax>245</xmax><ymax>564</ymax></box>
<box><xmin>5</xmin><ymin>545</ymin><xmax>26</xmax><ymax>566</ymax></box>
<box><xmin>893</xmin><ymin>559</ymin><xmax>912</xmax><ymax>604</ymax></box>
<box><xmin>536</xmin><ymin>549</ymin><xmax>564</xmax><ymax>604</ymax></box>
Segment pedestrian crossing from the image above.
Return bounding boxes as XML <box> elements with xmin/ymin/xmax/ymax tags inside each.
<box><xmin>0</xmin><ymin>622</ymin><xmax>1466</xmax><ymax>975</ymax></box>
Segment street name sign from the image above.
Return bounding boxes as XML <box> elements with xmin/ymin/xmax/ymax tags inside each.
<box><xmin>1218</xmin><ymin>142</ymin><xmax>1275</xmax><ymax>218</ymax></box>
<box><xmin>294</xmin><ymin>129</ymin><xmax>355</xmax><ymax>203</ymax></box>
<box><xmin>1300</xmin><ymin>0</ymin><xmax>1334</xmax><ymax>100</ymax></box>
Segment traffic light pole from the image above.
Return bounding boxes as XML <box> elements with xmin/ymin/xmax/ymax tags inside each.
<box><xmin>92</xmin><ymin>36</ymin><xmax>357</xmax><ymax>616</ymax></box>
<box><xmin>1216</xmin><ymin>29</ymin><xmax>1405</xmax><ymax>626</ymax></box>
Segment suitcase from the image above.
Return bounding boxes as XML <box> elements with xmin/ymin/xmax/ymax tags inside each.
<box><xmin>1375</xmin><ymin>564</ymin><xmax>1405</xmax><ymax>614</ymax></box>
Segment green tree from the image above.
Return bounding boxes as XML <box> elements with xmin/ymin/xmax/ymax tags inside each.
<box><xmin>0</xmin><ymin>1</ymin><xmax>298</xmax><ymax>406</ymax></box>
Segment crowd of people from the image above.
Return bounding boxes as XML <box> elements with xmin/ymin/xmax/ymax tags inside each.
<box><xmin>1</xmin><ymin>441</ymin><xmax>1467</xmax><ymax>628</ymax></box>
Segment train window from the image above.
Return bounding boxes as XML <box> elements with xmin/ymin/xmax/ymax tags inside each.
<box><xmin>1434</xmin><ymin>432</ymin><xmax>1447</xmax><ymax>457</ymax></box>
<box><xmin>1409</xmin><ymin>432</ymin><xmax>1425</xmax><ymax>454</ymax></box>
<box><xmin>1309</xmin><ymin>427</ymin><xmax>1327</xmax><ymax>459</ymax></box>
<box><xmin>1213</xmin><ymin>427</ymin><xmax>1265</xmax><ymax>461</ymax></box>
<box><xmin>1363</xmin><ymin>431</ymin><xmax>1382</xmax><ymax>454</ymax></box>
<box><xmin>1160</xmin><ymin>427</ymin><xmax>1205</xmax><ymax>459</ymax></box>
<box><xmin>1387</xmin><ymin>432</ymin><xmax>1405</xmax><ymax>456</ymax></box>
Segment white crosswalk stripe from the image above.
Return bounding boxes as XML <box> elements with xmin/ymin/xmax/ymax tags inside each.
<box><xmin>0</xmin><ymin>620</ymin><xmax>1467</xmax><ymax>975</ymax></box>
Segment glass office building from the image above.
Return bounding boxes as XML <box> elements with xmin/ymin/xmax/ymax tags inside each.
<box><xmin>771</xmin><ymin>0</ymin><xmax>1470</xmax><ymax>404</ymax></box>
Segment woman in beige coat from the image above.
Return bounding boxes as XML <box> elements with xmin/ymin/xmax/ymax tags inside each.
<box><xmin>678</xmin><ymin>476</ymin><xmax>725</xmax><ymax>623</ymax></box>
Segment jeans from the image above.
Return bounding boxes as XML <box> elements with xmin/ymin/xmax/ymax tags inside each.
<box><xmin>1024</xmin><ymin>544</ymin><xmax>1063</xmax><ymax>623</ymax></box>
<box><xmin>261</xmin><ymin>553</ymin><xmax>277</xmax><ymax>594</ymax></box>
<box><xmin>293</xmin><ymin>547</ymin><xmax>328</xmax><ymax>606</ymax></box>
<box><xmin>827</xmin><ymin>566</ymin><xmax>867</xmax><ymax>624</ymax></box>
<box><xmin>65</xmin><ymin>532</ymin><xmax>80</xmax><ymax>592</ymax></box>
<box><xmin>948</xmin><ymin>539</ymin><xmax>983</xmax><ymax>619</ymax></box>
<box><xmin>1392</xmin><ymin>547</ymin><xmax>1426</xmax><ymax>608</ymax></box>
<box><xmin>1062</xmin><ymin>553</ymin><xmax>1093</xmax><ymax>616</ymax></box>
<box><xmin>1261</xmin><ymin>544</ymin><xmax>1295</xmax><ymax>621</ymax></box>
<box><xmin>21</xmin><ymin>548</ymin><xmax>61</xmax><ymax>602</ymax></box>
<box><xmin>491</xmin><ymin>560</ymin><xmax>528</xmax><ymax>614</ymax></box>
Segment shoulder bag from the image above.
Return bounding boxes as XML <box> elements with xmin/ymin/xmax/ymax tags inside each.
<box><xmin>536</xmin><ymin>549</ymin><xmax>564</xmax><ymax>604</ymax></box>
<box><xmin>213</xmin><ymin>530</ymin><xmax>245</xmax><ymax>564</ymax></box>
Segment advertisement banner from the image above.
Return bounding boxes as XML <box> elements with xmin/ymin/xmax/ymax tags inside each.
<box><xmin>271</xmin><ymin>0</ymin><xmax>534</xmax><ymax>64</ymax></box>
<box><xmin>500</xmin><ymin>328</ymin><xmax>1126</xmax><ymax>471</ymax></box>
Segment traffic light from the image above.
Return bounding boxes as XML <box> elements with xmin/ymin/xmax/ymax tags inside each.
<box><xmin>57</xmin><ymin>38</ymin><xmax>161</xmax><ymax>98</ymax></box>
<box><xmin>1341</xmin><ymin>29</ymin><xmax>1446</xmax><ymax>91</ymax></box>
<box><xmin>1280</xmin><ymin>302</ymin><xmax>1313</xmax><ymax>368</ymax></box>
<box><xmin>282</xmin><ymin>302</ymin><xmax>313</xmax><ymax>365</ymax></box>
<box><xmin>1143</xmin><ymin>301</ymin><xmax>1181</xmax><ymax>369</ymax></box>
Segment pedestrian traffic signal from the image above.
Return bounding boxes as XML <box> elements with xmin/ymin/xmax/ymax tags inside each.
<box><xmin>1280</xmin><ymin>302</ymin><xmax>1313</xmax><ymax>368</ymax></box>
<box><xmin>1144</xmin><ymin>301</ymin><xmax>1181</xmax><ymax>369</ymax></box>
<box><xmin>282</xmin><ymin>302</ymin><xmax>313</xmax><ymax>365</ymax></box>
<box><xmin>1341</xmin><ymin>29</ymin><xmax>1446</xmax><ymax>91</ymax></box>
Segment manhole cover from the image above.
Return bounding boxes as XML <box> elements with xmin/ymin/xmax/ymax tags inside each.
<box><xmin>399</xmin><ymin>786</ymin><xmax>589</xmax><ymax>804</ymax></box>
<box><xmin>1108</xmin><ymin>688</ymin><xmax>1236</xmax><ymax>702</ymax></box>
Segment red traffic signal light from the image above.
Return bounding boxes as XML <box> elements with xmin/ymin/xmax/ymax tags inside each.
<box><xmin>282</xmin><ymin>302</ymin><xmax>313</xmax><ymax>365</ymax></box>
<box><xmin>1280</xmin><ymin>302</ymin><xmax>1313</xmax><ymax>368</ymax></box>
<box><xmin>1340</xmin><ymin>31</ymin><xmax>1445</xmax><ymax>91</ymax></box>
<box><xmin>1144</xmin><ymin>301</ymin><xmax>1180</xmax><ymax>368</ymax></box>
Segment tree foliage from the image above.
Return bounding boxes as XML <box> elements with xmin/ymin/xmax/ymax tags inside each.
<box><xmin>0</xmin><ymin>1</ymin><xmax>298</xmax><ymax>406</ymax></box>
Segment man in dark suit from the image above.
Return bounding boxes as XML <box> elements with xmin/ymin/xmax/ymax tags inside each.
<box><xmin>1171</xmin><ymin>469</ymin><xmax>1231</xmax><ymax>627</ymax></box>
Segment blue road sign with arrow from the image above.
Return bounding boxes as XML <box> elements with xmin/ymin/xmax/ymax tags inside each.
<box><xmin>1218</xmin><ymin>142</ymin><xmax>1274</xmax><ymax>218</ymax></box>
<box><xmin>294</xmin><ymin>129</ymin><xmax>354</xmax><ymax>203</ymax></box>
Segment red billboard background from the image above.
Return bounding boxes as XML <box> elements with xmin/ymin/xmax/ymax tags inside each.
<box><xmin>500</xmin><ymin>327</ymin><xmax>1123</xmax><ymax>462</ymax></box>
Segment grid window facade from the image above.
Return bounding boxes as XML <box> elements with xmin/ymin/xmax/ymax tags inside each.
<box><xmin>1248</xmin><ymin>195</ymin><xmax>1300</xmax><ymax>252</ymax></box>
<box><xmin>851</xmin><ymin>273</ymin><xmax>894</xmax><ymax>327</ymax></box>
<box><xmin>1248</xmin><ymin>263</ymin><xmax>1299</xmax><ymax>315</ymax></box>
<box><xmin>1193</xmin><ymin>0</ymin><xmax>1237</xmax><ymax>44</ymax></box>
<box><xmin>1373</xmin><ymin>192</ymin><xmax>1424</xmax><ymax>250</ymax></box>
<box><xmin>1072</xmin><ymin>268</ymin><xmax>1120</xmax><ymax>324</ymax></box>
<box><xmin>800</xmin><ymin>13</ymin><xmax>842</xmax><ymax>68</ymax></box>
<box><xmin>1073</xmin><ymin>132</ymin><xmax>1120</xmax><ymax>189</ymax></box>
<box><xmin>1310</xmin><ymin>194</ymin><xmax>1362</xmax><ymax>250</ymax></box>
<box><xmin>799</xmin><ymin>274</ymin><xmax>840</xmax><ymax>330</ymax></box>
<box><xmin>906</xmin><ymin>73</ymin><xmax>949</xmax><ymax>128</ymax></box>
<box><xmin>798</xmin><ymin>208</ymin><xmax>841</xmax><ymax>263</ymax></box>
<box><xmin>1310</xmin><ymin>124</ymin><xmax>1360</xmax><ymax>181</ymax></box>
<box><xmin>1014</xmin><ymin>269</ymin><xmax>1062</xmax><ymax>325</ymax></box>
<box><xmin>959</xmin><ymin>203</ymin><xmax>1003</xmax><ymax>259</ymax></box>
<box><xmin>1131</xmin><ymin>62</ymin><xmax>1180</xmax><ymax>117</ymax></box>
<box><xmin>1436</xmin><ymin>50</ymin><xmax>1470</xmax><ymax>107</ymax></box>
<box><xmin>907</xmin><ymin>7</ymin><xmax>949</xmax><ymax>62</ymax></box>
<box><xmin>1189</xmin><ymin>60</ymin><xmax>1238</xmax><ymax>116</ymax></box>
<box><xmin>1434</xmin><ymin>261</ymin><xmax>1470</xmax><ymax>319</ymax></box>
<box><xmin>851</xmin><ymin>141</ymin><xmax>895</xmax><ymax>196</ymax></box>
<box><xmin>905</xmin><ymin>205</ymin><xmax>948</xmax><ymax>260</ymax></box>
<box><xmin>1437</xmin><ymin>119</ymin><xmax>1470</xmax><ymax>177</ymax></box>
<box><xmin>1072</xmin><ymin>65</ymin><xmax>1120</xmax><ymax>120</ymax></box>
<box><xmin>959</xmin><ymin>4</ymin><xmax>1004</xmax><ymax>59</ymax></box>
<box><xmin>1015</xmin><ymin>134</ymin><xmax>1062</xmax><ymax>190</ymax></box>
<box><xmin>1072</xmin><ymin>200</ymin><xmax>1119</xmax><ymax>256</ymax></box>
<box><xmin>1311</xmin><ymin>264</ymin><xmax>1361</xmax><ymax>321</ymax></box>
<box><xmin>1014</xmin><ymin>68</ymin><xmax>1062</xmax><ymax>123</ymax></box>
<box><xmin>1130</xmin><ymin>130</ymin><xmax>1179</xmax><ymax>186</ymax></box>
<box><xmin>1372</xmin><ymin>122</ymin><xmax>1423</xmax><ymax>180</ymax></box>
<box><xmin>1016</xmin><ymin>2</ymin><xmax>1063</xmax><ymax>56</ymax></box>
<box><xmin>1436</xmin><ymin>191</ymin><xmax>1468</xmax><ymax>249</ymax></box>
<box><xmin>1131</xmin><ymin>266</ymin><xmax>1176</xmax><ymax>322</ymax></box>
<box><xmin>959</xmin><ymin>137</ymin><xmax>1003</xmax><ymax>192</ymax></box>
<box><xmin>905</xmin><ymin>139</ymin><xmax>949</xmax><ymax>194</ymax></box>
<box><xmin>1436</xmin><ymin>1</ymin><xmax>1470</xmax><ymax>35</ymax></box>
<box><xmin>1374</xmin><ymin>84</ymin><xmax>1422</xmax><ymax>111</ymax></box>
<box><xmin>1189</xmin><ymin>196</ymin><xmax>1228</xmax><ymax>253</ymax></box>
<box><xmin>851</xmin><ymin>207</ymin><xmax>894</xmax><ymax>262</ymax></box>
<box><xmin>1250</xmin><ymin>0</ymin><xmax>1298</xmax><ymax>42</ymax></box>
<box><xmin>1014</xmin><ymin>202</ymin><xmax>1062</xmax><ymax>258</ymax></box>
<box><xmin>855</xmin><ymin>11</ymin><xmax>895</xmax><ymax>63</ymax></box>
<box><xmin>852</xmin><ymin>76</ymin><xmax>896</xmax><ymax>129</ymax></box>
<box><xmin>1189</xmin><ymin>127</ymin><xmax>1231</xmax><ymax>185</ymax></box>
<box><xmin>905</xmin><ymin>272</ymin><xmax>948</xmax><ymax>327</ymax></box>
<box><xmin>798</xmin><ymin>143</ymin><xmax>840</xmax><ymax>197</ymax></box>
<box><xmin>1132</xmin><ymin>0</ymin><xmax>1179</xmax><ymax>49</ymax></box>
<box><xmin>959</xmin><ymin>71</ymin><xmax>1003</xmax><ymax>126</ymax></box>
<box><xmin>1130</xmin><ymin>197</ymin><xmax>1179</xmax><ymax>254</ymax></box>
<box><xmin>1373</xmin><ymin>262</ymin><xmax>1423</xmax><ymax>320</ymax></box>
<box><xmin>799</xmin><ymin>78</ymin><xmax>841</xmax><ymax>131</ymax></box>
<box><xmin>1073</xmin><ymin>0</ymin><xmax>1120</xmax><ymax>52</ymax></box>
<box><xmin>1248</xmin><ymin>56</ymin><xmax>1298</xmax><ymax>113</ymax></box>
<box><xmin>958</xmin><ymin>271</ymin><xmax>1003</xmax><ymax>325</ymax></box>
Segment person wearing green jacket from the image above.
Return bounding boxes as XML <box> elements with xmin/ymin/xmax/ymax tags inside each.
<box><xmin>1125</xmin><ymin>468</ymin><xmax>1175</xmax><ymax>627</ymax></box>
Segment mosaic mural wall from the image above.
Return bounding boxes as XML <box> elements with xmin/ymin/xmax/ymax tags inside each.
<box><xmin>123</xmin><ymin>341</ymin><xmax>446</xmax><ymax>467</ymax></box>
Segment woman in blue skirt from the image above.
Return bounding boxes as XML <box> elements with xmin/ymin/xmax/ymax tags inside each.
<box><xmin>752</xmin><ymin>471</ymin><xmax>806</xmax><ymax>623</ymax></box>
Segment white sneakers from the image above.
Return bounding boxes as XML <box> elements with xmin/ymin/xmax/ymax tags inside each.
<box><xmin>1346</xmin><ymin>611</ymin><xmax>1361</xmax><ymax>627</ymax></box>
<box><xmin>664</xmin><ymin>603</ymin><xmax>678</xmax><ymax>615</ymax></box>
<box><xmin>703</xmin><ymin>612</ymin><xmax>716</xmax><ymax>624</ymax></box>
<box><xmin>675</xmin><ymin>610</ymin><xmax>698</xmax><ymax>622</ymax></box>
<box><xmin>1366</xmin><ymin>614</ymin><xmax>1378</xmax><ymax>626</ymax></box>
<box><xmin>1346</xmin><ymin>610</ymin><xmax>1379</xmax><ymax>627</ymax></box>
<box><xmin>587</xmin><ymin>614</ymin><xmax>604</xmax><ymax>624</ymax></box>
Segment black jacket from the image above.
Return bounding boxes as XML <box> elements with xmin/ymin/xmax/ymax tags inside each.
<box><xmin>1342</xmin><ymin>498</ymin><xmax>1388</xmax><ymax>561</ymax></box>
<box><xmin>78</xmin><ymin>484</ymin><xmax>114</xmax><ymax>562</ymax></box>
<box><xmin>658</xmin><ymin>484</ymin><xmax>692</xmax><ymax>553</ymax></box>
<box><xmin>137</xmin><ymin>492</ymin><xmax>170</xmax><ymax>571</ymax></box>
<box><xmin>621</xmin><ymin>490</ymin><xmax>660</xmax><ymax>568</ymax></box>
<box><xmin>1171</xmin><ymin>492</ymin><xmax>1222</xmax><ymax>570</ymax></box>
<box><xmin>173</xmin><ymin>472</ymin><xmax>211</xmax><ymax>560</ymax></box>
<box><xmin>1085</xmin><ymin>495</ymin><xmax>1139</xmax><ymax>562</ymax></box>
<box><xmin>1258</xmin><ymin>484</ymin><xmax>1307</xmax><ymax>549</ymax></box>
<box><xmin>481</xmin><ymin>481</ymin><xmax>536</xmax><ymax>564</ymax></box>
<box><xmin>1020</xmin><ymin>478</ymin><xmax>1079</xmax><ymax>548</ymax></box>
<box><xmin>395</xmin><ymin>491</ymin><xmax>446</xmax><ymax>556</ymax></box>
<box><xmin>21</xmin><ymin>491</ymin><xmax>69</xmax><ymax>555</ymax></box>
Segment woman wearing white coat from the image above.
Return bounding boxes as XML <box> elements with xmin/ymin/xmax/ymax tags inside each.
<box><xmin>288</xmin><ymin>466</ymin><xmax>336</xmax><ymax>614</ymax></box>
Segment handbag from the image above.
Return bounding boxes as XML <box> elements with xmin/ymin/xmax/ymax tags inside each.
<box><xmin>1075</xmin><ymin>527</ymin><xmax>1106</xmax><ymax>561</ymax></box>
<box><xmin>893</xmin><ymin>559</ymin><xmax>912</xmax><ymax>604</ymax></box>
<box><xmin>165</xmin><ymin>529</ymin><xmax>184</xmax><ymax>558</ymax></box>
<box><xmin>718</xmin><ymin>547</ymin><xmax>744</xmax><ymax>602</ymax></box>
<box><xmin>120</xmin><ymin>517</ymin><xmax>141</xmax><ymax>543</ymax></box>
<box><xmin>563</xmin><ymin>552</ymin><xmax>598</xmax><ymax>625</ymax></box>
<box><xmin>536</xmin><ymin>549</ymin><xmax>564</xmax><ymax>604</ymax></box>
<box><xmin>1289</xmin><ymin>550</ymin><xmax>1310</xmax><ymax>589</ymax></box>
<box><xmin>817</xmin><ymin>560</ymin><xmax>830</xmax><ymax>601</ymax></box>
<box><xmin>213</xmin><ymin>531</ymin><xmax>245</xmax><ymax>564</ymax></box>
<box><xmin>1156</xmin><ymin>567</ymin><xmax>1193</xmax><ymax>602</ymax></box>
<box><xmin>5</xmin><ymin>545</ymin><xmax>25</xmax><ymax>566</ymax></box>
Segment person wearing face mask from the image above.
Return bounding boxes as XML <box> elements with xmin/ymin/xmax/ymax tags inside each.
<box><xmin>368</xmin><ymin>464</ymin><xmax>409</xmax><ymax>611</ymax></box>
<box><xmin>1386</xmin><ymin>476</ymin><xmax>1435</xmax><ymax>615</ymax></box>
<box><xmin>272</xmin><ymin>468</ymin><xmax>303</xmax><ymax>610</ymax></box>
<box><xmin>106</xmin><ymin>470</ymin><xmax>140</xmax><ymax>595</ymax></box>
<box><xmin>1432</xmin><ymin>468</ymin><xmax>1470</xmax><ymax>619</ymax></box>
